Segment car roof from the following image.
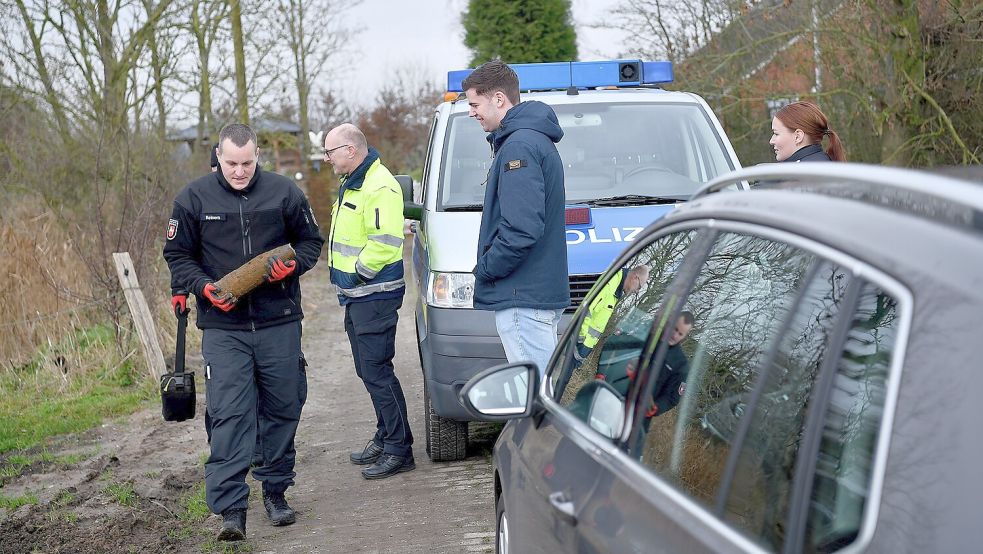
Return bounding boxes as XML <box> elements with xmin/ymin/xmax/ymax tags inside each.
<box><xmin>674</xmin><ymin>163</ymin><xmax>983</xmax><ymax>295</ymax></box>
<box><xmin>443</xmin><ymin>88</ymin><xmax>706</xmax><ymax>114</ymax></box>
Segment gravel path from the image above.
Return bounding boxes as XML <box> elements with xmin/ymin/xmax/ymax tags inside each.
<box><xmin>248</xmin><ymin>267</ymin><xmax>497</xmax><ymax>553</ymax></box>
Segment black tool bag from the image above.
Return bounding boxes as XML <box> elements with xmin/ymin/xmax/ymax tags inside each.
<box><xmin>161</xmin><ymin>304</ymin><xmax>196</xmax><ymax>422</ymax></box>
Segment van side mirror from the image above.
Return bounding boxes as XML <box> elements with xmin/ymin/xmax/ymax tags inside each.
<box><xmin>395</xmin><ymin>174</ymin><xmax>423</xmax><ymax>221</ymax></box>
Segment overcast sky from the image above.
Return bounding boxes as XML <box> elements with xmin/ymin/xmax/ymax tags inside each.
<box><xmin>335</xmin><ymin>0</ymin><xmax>629</xmax><ymax>108</ymax></box>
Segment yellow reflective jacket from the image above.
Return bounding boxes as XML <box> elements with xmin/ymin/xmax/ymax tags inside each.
<box><xmin>578</xmin><ymin>268</ymin><xmax>626</xmax><ymax>349</ymax></box>
<box><xmin>327</xmin><ymin>151</ymin><xmax>404</xmax><ymax>304</ymax></box>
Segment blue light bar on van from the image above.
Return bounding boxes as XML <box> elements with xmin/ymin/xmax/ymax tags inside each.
<box><xmin>447</xmin><ymin>60</ymin><xmax>673</xmax><ymax>93</ymax></box>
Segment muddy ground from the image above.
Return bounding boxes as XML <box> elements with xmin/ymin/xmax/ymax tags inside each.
<box><xmin>0</xmin><ymin>262</ymin><xmax>497</xmax><ymax>553</ymax></box>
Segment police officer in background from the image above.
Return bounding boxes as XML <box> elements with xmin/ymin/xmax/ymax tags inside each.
<box><xmin>322</xmin><ymin>123</ymin><xmax>414</xmax><ymax>480</ymax></box>
<box><xmin>576</xmin><ymin>265</ymin><xmax>650</xmax><ymax>360</ymax></box>
<box><xmin>164</xmin><ymin>123</ymin><xmax>324</xmax><ymax>541</ymax></box>
<box><xmin>210</xmin><ymin>142</ymin><xmax>219</xmax><ymax>171</ymax></box>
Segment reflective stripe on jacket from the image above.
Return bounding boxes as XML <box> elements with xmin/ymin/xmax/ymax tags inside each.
<box><xmin>328</xmin><ymin>155</ymin><xmax>404</xmax><ymax>304</ymax></box>
<box><xmin>578</xmin><ymin>268</ymin><xmax>626</xmax><ymax>349</ymax></box>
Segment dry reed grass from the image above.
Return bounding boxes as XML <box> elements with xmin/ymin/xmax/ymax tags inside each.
<box><xmin>0</xmin><ymin>200</ymin><xmax>101</xmax><ymax>374</ymax></box>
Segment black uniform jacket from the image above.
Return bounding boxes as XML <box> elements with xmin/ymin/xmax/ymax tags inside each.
<box><xmin>649</xmin><ymin>344</ymin><xmax>689</xmax><ymax>415</ymax></box>
<box><xmin>784</xmin><ymin>143</ymin><xmax>831</xmax><ymax>162</ymax></box>
<box><xmin>163</xmin><ymin>168</ymin><xmax>324</xmax><ymax>330</ymax></box>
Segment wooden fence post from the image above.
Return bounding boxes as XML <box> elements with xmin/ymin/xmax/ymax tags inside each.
<box><xmin>112</xmin><ymin>252</ymin><xmax>166</xmax><ymax>381</ymax></box>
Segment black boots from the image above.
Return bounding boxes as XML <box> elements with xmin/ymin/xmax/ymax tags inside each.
<box><xmin>349</xmin><ymin>441</ymin><xmax>384</xmax><ymax>465</ymax></box>
<box><xmin>217</xmin><ymin>508</ymin><xmax>247</xmax><ymax>541</ymax></box>
<box><xmin>217</xmin><ymin>493</ymin><xmax>293</xmax><ymax>541</ymax></box>
<box><xmin>361</xmin><ymin>453</ymin><xmax>416</xmax><ymax>480</ymax></box>
<box><xmin>263</xmin><ymin>491</ymin><xmax>296</xmax><ymax>526</ymax></box>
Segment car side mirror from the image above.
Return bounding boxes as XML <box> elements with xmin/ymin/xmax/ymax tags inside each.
<box><xmin>459</xmin><ymin>361</ymin><xmax>539</xmax><ymax>421</ymax></box>
<box><xmin>568</xmin><ymin>379</ymin><xmax>625</xmax><ymax>439</ymax></box>
<box><xmin>395</xmin><ymin>174</ymin><xmax>423</xmax><ymax>221</ymax></box>
<box><xmin>586</xmin><ymin>381</ymin><xmax>625</xmax><ymax>439</ymax></box>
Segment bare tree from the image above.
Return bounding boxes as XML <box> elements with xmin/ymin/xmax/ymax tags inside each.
<box><xmin>600</xmin><ymin>0</ymin><xmax>746</xmax><ymax>64</ymax></box>
<box><xmin>278</xmin><ymin>0</ymin><xmax>358</xmax><ymax>170</ymax></box>
<box><xmin>187</xmin><ymin>0</ymin><xmax>231</xmax><ymax>148</ymax></box>
<box><xmin>357</xmin><ymin>68</ymin><xmax>442</xmax><ymax>177</ymax></box>
<box><xmin>600</xmin><ymin>0</ymin><xmax>981</xmax><ymax>166</ymax></box>
<box><xmin>140</xmin><ymin>0</ymin><xmax>185</xmax><ymax>139</ymax></box>
<box><xmin>229</xmin><ymin>0</ymin><xmax>249</xmax><ymax>123</ymax></box>
<box><xmin>10</xmin><ymin>0</ymin><xmax>70</xmax><ymax>136</ymax></box>
<box><xmin>32</xmin><ymin>0</ymin><xmax>176</xmax><ymax>138</ymax></box>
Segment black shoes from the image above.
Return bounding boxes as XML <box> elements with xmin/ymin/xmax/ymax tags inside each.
<box><xmin>263</xmin><ymin>491</ymin><xmax>296</xmax><ymax>526</ymax></box>
<box><xmin>361</xmin><ymin>453</ymin><xmax>416</xmax><ymax>480</ymax></box>
<box><xmin>217</xmin><ymin>508</ymin><xmax>247</xmax><ymax>541</ymax></box>
<box><xmin>349</xmin><ymin>441</ymin><xmax>384</xmax><ymax>465</ymax></box>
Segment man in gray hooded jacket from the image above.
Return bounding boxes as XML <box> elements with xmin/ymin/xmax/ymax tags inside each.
<box><xmin>464</xmin><ymin>60</ymin><xmax>570</xmax><ymax>376</ymax></box>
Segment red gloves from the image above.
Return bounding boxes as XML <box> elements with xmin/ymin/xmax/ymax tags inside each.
<box><xmin>645</xmin><ymin>404</ymin><xmax>659</xmax><ymax>418</ymax></box>
<box><xmin>203</xmin><ymin>282</ymin><xmax>236</xmax><ymax>312</ymax></box>
<box><xmin>171</xmin><ymin>293</ymin><xmax>189</xmax><ymax>315</ymax></box>
<box><xmin>266</xmin><ymin>257</ymin><xmax>297</xmax><ymax>282</ymax></box>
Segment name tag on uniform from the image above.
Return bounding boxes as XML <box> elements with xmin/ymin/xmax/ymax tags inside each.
<box><xmin>202</xmin><ymin>214</ymin><xmax>226</xmax><ymax>222</ymax></box>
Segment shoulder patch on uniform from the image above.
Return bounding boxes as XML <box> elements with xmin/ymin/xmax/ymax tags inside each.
<box><xmin>506</xmin><ymin>159</ymin><xmax>527</xmax><ymax>171</ymax></box>
<box><xmin>166</xmin><ymin>219</ymin><xmax>178</xmax><ymax>240</ymax></box>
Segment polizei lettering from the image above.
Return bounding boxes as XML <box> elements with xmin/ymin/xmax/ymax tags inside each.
<box><xmin>566</xmin><ymin>227</ymin><xmax>643</xmax><ymax>245</ymax></box>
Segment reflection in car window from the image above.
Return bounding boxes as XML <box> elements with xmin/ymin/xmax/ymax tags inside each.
<box><xmin>634</xmin><ymin>233</ymin><xmax>817</xmax><ymax>510</ymax></box>
<box><xmin>550</xmin><ymin>230</ymin><xmax>694</xmax><ymax>434</ymax></box>
<box><xmin>623</xmin><ymin>230</ymin><xmax>900</xmax><ymax>553</ymax></box>
<box><xmin>719</xmin><ymin>262</ymin><xmax>853</xmax><ymax>549</ymax></box>
<box><xmin>804</xmin><ymin>283</ymin><xmax>896</xmax><ymax>553</ymax></box>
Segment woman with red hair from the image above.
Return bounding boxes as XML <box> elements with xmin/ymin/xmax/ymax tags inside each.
<box><xmin>769</xmin><ymin>101</ymin><xmax>846</xmax><ymax>162</ymax></box>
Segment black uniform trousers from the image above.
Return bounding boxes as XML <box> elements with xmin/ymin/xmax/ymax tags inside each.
<box><xmin>202</xmin><ymin>320</ymin><xmax>307</xmax><ymax>514</ymax></box>
<box><xmin>344</xmin><ymin>296</ymin><xmax>413</xmax><ymax>457</ymax></box>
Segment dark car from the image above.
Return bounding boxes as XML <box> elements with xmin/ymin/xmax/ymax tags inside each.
<box><xmin>459</xmin><ymin>163</ymin><xmax>983</xmax><ymax>553</ymax></box>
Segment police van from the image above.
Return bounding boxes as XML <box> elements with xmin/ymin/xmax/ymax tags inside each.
<box><xmin>403</xmin><ymin>60</ymin><xmax>743</xmax><ymax>461</ymax></box>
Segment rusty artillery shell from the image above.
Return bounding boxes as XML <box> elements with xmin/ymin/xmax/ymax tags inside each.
<box><xmin>214</xmin><ymin>244</ymin><xmax>296</xmax><ymax>302</ymax></box>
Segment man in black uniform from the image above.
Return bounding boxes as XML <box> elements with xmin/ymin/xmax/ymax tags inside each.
<box><xmin>163</xmin><ymin>123</ymin><xmax>324</xmax><ymax>541</ymax></box>
<box><xmin>636</xmin><ymin>310</ymin><xmax>694</xmax><ymax>425</ymax></box>
<box><xmin>571</xmin><ymin>311</ymin><xmax>693</xmax><ymax>428</ymax></box>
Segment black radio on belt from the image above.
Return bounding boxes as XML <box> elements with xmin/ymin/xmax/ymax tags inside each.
<box><xmin>161</xmin><ymin>303</ymin><xmax>196</xmax><ymax>422</ymax></box>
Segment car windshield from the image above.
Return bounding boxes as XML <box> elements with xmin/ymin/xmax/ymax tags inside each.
<box><xmin>438</xmin><ymin>102</ymin><xmax>734</xmax><ymax>210</ymax></box>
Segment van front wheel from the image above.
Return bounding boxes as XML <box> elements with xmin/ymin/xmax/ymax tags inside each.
<box><xmin>424</xmin><ymin>385</ymin><xmax>468</xmax><ymax>461</ymax></box>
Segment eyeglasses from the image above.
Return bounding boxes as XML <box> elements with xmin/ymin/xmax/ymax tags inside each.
<box><xmin>323</xmin><ymin>144</ymin><xmax>351</xmax><ymax>157</ymax></box>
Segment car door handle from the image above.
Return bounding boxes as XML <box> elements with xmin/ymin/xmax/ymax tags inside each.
<box><xmin>548</xmin><ymin>491</ymin><xmax>578</xmax><ymax>526</ymax></box>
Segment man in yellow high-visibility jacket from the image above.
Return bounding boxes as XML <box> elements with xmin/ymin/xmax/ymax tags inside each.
<box><xmin>323</xmin><ymin>123</ymin><xmax>414</xmax><ymax>480</ymax></box>
<box><xmin>576</xmin><ymin>265</ymin><xmax>649</xmax><ymax>360</ymax></box>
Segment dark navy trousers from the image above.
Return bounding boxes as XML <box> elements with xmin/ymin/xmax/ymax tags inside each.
<box><xmin>344</xmin><ymin>296</ymin><xmax>413</xmax><ymax>457</ymax></box>
<box><xmin>201</xmin><ymin>321</ymin><xmax>307</xmax><ymax>514</ymax></box>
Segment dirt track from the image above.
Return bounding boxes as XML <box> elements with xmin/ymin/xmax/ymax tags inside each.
<box><xmin>0</xmin><ymin>259</ymin><xmax>497</xmax><ymax>553</ymax></box>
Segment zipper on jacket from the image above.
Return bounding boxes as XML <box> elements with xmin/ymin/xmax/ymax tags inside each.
<box><xmin>238</xmin><ymin>197</ymin><xmax>248</xmax><ymax>257</ymax></box>
<box><xmin>238</xmin><ymin>195</ymin><xmax>255</xmax><ymax>324</ymax></box>
<box><xmin>328</xmin><ymin>180</ymin><xmax>346</xmax><ymax>268</ymax></box>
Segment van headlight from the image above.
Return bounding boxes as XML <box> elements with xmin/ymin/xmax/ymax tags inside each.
<box><xmin>428</xmin><ymin>272</ymin><xmax>475</xmax><ymax>308</ymax></box>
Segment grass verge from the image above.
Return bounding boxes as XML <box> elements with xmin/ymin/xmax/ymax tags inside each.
<box><xmin>0</xmin><ymin>325</ymin><xmax>156</xmax><ymax>454</ymax></box>
<box><xmin>0</xmin><ymin>492</ymin><xmax>38</xmax><ymax>510</ymax></box>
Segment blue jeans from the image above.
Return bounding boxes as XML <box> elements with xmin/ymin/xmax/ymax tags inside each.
<box><xmin>495</xmin><ymin>307</ymin><xmax>563</xmax><ymax>377</ymax></box>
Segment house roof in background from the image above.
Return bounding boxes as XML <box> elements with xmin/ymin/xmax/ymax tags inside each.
<box><xmin>682</xmin><ymin>0</ymin><xmax>843</xmax><ymax>86</ymax></box>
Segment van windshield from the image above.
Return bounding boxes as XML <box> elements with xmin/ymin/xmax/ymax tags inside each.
<box><xmin>438</xmin><ymin>102</ymin><xmax>735</xmax><ymax>210</ymax></box>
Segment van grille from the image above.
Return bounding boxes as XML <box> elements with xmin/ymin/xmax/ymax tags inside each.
<box><xmin>567</xmin><ymin>274</ymin><xmax>600</xmax><ymax>313</ymax></box>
